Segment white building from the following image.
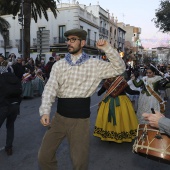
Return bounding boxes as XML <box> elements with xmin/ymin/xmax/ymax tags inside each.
<box><xmin>0</xmin><ymin>2</ymin><xmax>101</xmax><ymax>63</ymax></box>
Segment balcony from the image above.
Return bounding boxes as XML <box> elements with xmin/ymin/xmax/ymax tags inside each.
<box><xmin>99</xmin><ymin>27</ymin><xmax>109</xmax><ymax>35</ymax></box>
<box><xmin>79</xmin><ymin>8</ymin><xmax>98</xmax><ymax>25</ymax></box>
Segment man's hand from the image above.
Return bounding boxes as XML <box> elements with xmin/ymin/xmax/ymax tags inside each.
<box><xmin>40</xmin><ymin>114</ymin><xmax>50</xmax><ymax>126</ymax></box>
<box><xmin>142</xmin><ymin>111</ymin><xmax>164</xmax><ymax>128</ymax></box>
<box><xmin>96</xmin><ymin>39</ymin><xmax>108</xmax><ymax>50</ymax></box>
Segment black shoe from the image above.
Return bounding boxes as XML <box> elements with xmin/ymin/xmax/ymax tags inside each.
<box><xmin>5</xmin><ymin>148</ymin><xmax>13</xmax><ymax>156</ymax></box>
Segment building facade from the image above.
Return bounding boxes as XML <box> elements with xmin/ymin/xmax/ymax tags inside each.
<box><xmin>0</xmin><ymin>1</ymin><xmax>143</xmax><ymax>64</ymax></box>
<box><xmin>0</xmin><ymin>2</ymin><xmax>101</xmax><ymax>62</ymax></box>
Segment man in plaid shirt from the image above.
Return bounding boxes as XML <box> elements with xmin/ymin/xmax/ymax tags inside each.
<box><xmin>38</xmin><ymin>28</ymin><xmax>125</xmax><ymax>170</ymax></box>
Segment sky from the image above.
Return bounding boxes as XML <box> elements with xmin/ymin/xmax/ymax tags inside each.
<box><xmin>59</xmin><ymin>0</ymin><xmax>170</xmax><ymax>48</ymax></box>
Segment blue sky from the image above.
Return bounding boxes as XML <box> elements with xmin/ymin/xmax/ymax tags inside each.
<box><xmin>59</xmin><ymin>0</ymin><xmax>170</xmax><ymax>48</ymax></box>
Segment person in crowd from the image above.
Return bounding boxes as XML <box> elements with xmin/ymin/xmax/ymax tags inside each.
<box><xmin>54</xmin><ymin>55</ymin><xmax>61</xmax><ymax>63</ymax></box>
<box><xmin>25</xmin><ymin>58</ymin><xmax>35</xmax><ymax>73</ymax></box>
<box><xmin>160</xmin><ymin>65</ymin><xmax>166</xmax><ymax>74</ymax></box>
<box><xmin>125</xmin><ymin>63</ymin><xmax>133</xmax><ymax>80</ymax></box>
<box><xmin>0</xmin><ymin>59</ymin><xmax>22</xmax><ymax>156</ymax></box>
<box><xmin>133</xmin><ymin>64</ymin><xmax>140</xmax><ymax>73</ymax></box>
<box><xmin>141</xmin><ymin>64</ymin><xmax>148</xmax><ymax>76</ymax></box>
<box><xmin>142</xmin><ymin>111</ymin><xmax>170</xmax><ymax>136</ymax></box>
<box><xmin>26</xmin><ymin>57</ymin><xmax>30</xmax><ymax>63</ymax></box>
<box><xmin>38</xmin><ymin>28</ymin><xmax>125</xmax><ymax>170</ymax></box>
<box><xmin>93</xmin><ymin>75</ymin><xmax>139</xmax><ymax>143</ymax></box>
<box><xmin>12</xmin><ymin>57</ymin><xmax>25</xmax><ymax>80</ymax></box>
<box><xmin>164</xmin><ymin>69</ymin><xmax>170</xmax><ymax>99</ymax></box>
<box><xmin>40</xmin><ymin>60</ymin><xmax>46</xmax><ymax>79</ymax></box>
<box><xmin>164</xmin><ymin>67</ymin><xmax>170</xmax><ymax>78</ymax></box>
<box><xmin>44</xmin><ymin>56</ymin><xmax>54</xmax><ymax>81</ymax></box>
<box><xmin>8</xmin><ymin>53</ymin><xmax>17</xmax><ymax>64</ymax></box>
<box><xmin>127</xmin><ymin>71</ymin><xmax>141</xmax><ymax>112</ymax></box>
<box><xmin>32</xmin><ymin>65</ymin><xmax>45</xmax><ymax>96</ymax></box>
<box><xmin>0</xmin><ymin>55</ymin><xmax>9</xmax><ymax>72</ymax></box>
<box><xmin>22</xmin><ymin>68</ymin><xmax>35</xmax><ymax>99</ymax></box>
<box><xmin>6</xmin><ymin>58</ymin><xmax>14</xmax><ymax>73</ymax></box>
<box><xmin>132</xmin><ymin>66</ymin><xmax>165</xmax><ymax>124</ymax></box>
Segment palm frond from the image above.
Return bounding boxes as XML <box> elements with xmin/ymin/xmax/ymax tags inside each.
<box><xmin>0</xmin><ymin>17</ymin><xmax>10</xmax><ymax>35</ymax></box>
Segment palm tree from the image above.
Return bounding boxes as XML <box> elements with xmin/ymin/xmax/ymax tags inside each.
<box><xmin>0</xmin><ymin>16</ymin><xmax>10</xmax><ymax>36</ymax></box>
<box><xmin>0</xmin><ymin>0</ymin><xmax>59</xmax><ymax>60</ymax></box>
<box><xmin>0</xmin><ymin>16</ymin><xmax>10</xmax><ymax>57</ymax></box>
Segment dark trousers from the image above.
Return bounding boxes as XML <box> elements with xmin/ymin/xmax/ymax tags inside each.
<box><xmin>0</xmin><ymin>104</ymin><xmax>19</xmax><ymax>149</ymax></box>
<box><xmin>38</xmin><ymin>113</ymin><xmax>90</xmax><ymax>170</ymax></box>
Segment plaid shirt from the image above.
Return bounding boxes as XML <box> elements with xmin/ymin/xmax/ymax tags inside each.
<box><xmin>39</xmin><ymin>45</ymin><xmax>125</xmax><ymax>116</ymax></box>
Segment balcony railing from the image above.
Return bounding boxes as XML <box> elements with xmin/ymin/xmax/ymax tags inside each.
<box><xmin>99</xmin><ymin>27</ymin><xmax>109</xmax><ymax>36</ymax></box>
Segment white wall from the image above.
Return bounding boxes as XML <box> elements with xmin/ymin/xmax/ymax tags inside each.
<box><xmin>0</xmin><ymin>3</ymin><xmax>100</xmax><ymax>61</ymax></box>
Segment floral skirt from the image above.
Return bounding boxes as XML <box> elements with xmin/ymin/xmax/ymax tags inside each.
<box><xmin>93</xmin><ymin>95</ymin><xmax>138</xmax><ymax>143</ymax></box>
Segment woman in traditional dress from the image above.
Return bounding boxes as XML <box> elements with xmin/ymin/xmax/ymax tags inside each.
<box><xmin>93</xmin><ymin>76</ymin><xmax>139</xmax><ymax>143</ymax></box>
<box><xmin>127</xmin><ymin>71</ymin><xmax>141</xmax><ymax>112</ymax></box>
<box><xmin>32</xmin><ymin>66</ymin><xmax>45</xmax><ymax>96</ymax></box>
<box><xmin>132</xmin><ymin>66</ymin><xmax>164</xmax><ymax>124</ymax></box>
<box><xmin>22</xmin><ymin>68</ymin><xmax>35</xmax><ymax>98</ymax></box>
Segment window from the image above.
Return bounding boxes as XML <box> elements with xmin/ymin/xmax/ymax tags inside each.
<box><xmin>94</xmin><ymin>32</ymin><xmax>97</xmax><ymax>46</ymax></box>
<box><xmin>87</xmin><ymin>29</ymin><xmax>91</xmax><ymax>45</ymax></box>
<box><xmin>80</xmin><ymin>26</ymin><xmax>83</xmax><ymax>29</ymax></box>
<box><xmin>59</xmin><ymin>25</ymin><xmax>66</xmax><ymax>43</ymax></box>
<box><xmin>94</xmin><ymin>32</ymin><xmax>96</xmax><ymax>41</ymax></box>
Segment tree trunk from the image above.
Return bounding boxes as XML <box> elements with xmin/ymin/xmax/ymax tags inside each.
<box><xmin>23</xmin><ymin>0</ymin><xmax>31</xmax><ymax>61</ymax></box>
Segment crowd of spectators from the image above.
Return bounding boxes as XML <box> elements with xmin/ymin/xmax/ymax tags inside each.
<box><xmin>0</xmin><ymin>53</ymin><xmax>60</xmax><ymax>99</ymax></box>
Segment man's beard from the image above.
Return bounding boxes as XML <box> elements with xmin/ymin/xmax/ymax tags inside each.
<box><xmin>67</xmin><ymin>44</ymin><xmax>81</xmax><ymax>54</ymax></box>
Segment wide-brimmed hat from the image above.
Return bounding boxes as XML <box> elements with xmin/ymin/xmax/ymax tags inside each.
<box><xmin>64</xmin><ymin>28</ymin><xmax>87</xmax><ymax>40</ymax></box>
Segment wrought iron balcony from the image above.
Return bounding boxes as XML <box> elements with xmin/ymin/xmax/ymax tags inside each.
<box><xmin>99</xmin><ymin>27</ymin><xmax>109</xmax><ymax>35</ymax></box>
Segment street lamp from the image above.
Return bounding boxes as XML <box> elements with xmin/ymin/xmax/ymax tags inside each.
<box><xmin>2</xmin><ymin>28</ymin><xmax>8</xmax><ymax>59</ymax></box>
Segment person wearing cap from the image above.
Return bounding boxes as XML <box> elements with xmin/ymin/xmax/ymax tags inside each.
<box><xmin>38</xmin><ymin>28</ymin><xmax>125</xmax><ymax>170</ymax></box>
<box><xmin>142</xmin><ymin>111</ymin><xmax>170</xmax><ymax>136</ymax></box>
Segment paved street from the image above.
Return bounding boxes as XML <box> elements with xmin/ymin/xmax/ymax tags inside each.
<box><xmin>0</xmin><ymin>91</ymin><xmax>170</xmax><ymax>170</ymax></box>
